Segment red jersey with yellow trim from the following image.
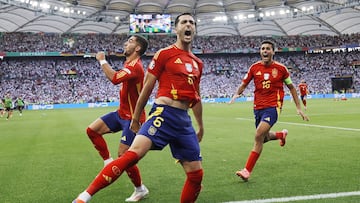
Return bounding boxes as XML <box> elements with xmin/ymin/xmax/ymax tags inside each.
<box><xmin>111</xmin><ymin>57</ymin><xmax>146</xmax><ymax>123</ymax></box>
<box><xmin>298</xmin><ymin>82</ymin><xmax>308</xmax><ymax>96</ymax></box>
<box><xmin>147</xmin><ymin>45</ymin><xmax>203</xmax><ymax>107</ymax></box>
<box><xmin>243</xmin><ymin>61</ymin><xmax>289</xmax><ymax>110</ymax></box>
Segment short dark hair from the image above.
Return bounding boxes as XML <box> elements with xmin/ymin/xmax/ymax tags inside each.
<box><xmin>175</xmin><ymin>13</ymin><xmax>194</xmax><ymax>27</ymax></box>
<box><xmin>261</xmin><ymin>40</ymin><xmax>276</xmax><ymax>51</ymax></box>
<box><xmin>133</xmin><ymin>34</ymin><xmax>148</xmax><ymax>55</ymax></box>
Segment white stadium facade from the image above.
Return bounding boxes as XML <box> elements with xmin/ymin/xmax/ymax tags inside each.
<box><xmin>0</xmin><ymin>0</ymin><xmax>359</xmax><ymax>36</ymax></box>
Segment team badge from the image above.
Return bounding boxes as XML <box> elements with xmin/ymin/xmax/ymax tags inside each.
<box><xmin>149</xmin><ymin>60</ymin><xmax>155</xmax><ymax>70</ymax></box>
<box><xmin>185</xmin><ymin>63</ymin><xmax>193</xmax><ymax>72</ymax></box>
<box><xmin>148</xmin><ymin>125</ymin><xmax>157</xmax><ymax>136</ymax></box>
<box><xmin>272</xmin><ymin>68</ymin><xmax>278</xmax><ymax>78</ymax></box>
<box><xmin>122</xmin><ymin>68</ymin><xmax>131</xmax><ymax>74</ymax></box>
<box><xmin>243</xmin><ymin>73</ymin><xmax>248</xmax><ymax>80</ymax></box>
<box><xmin>264</xmin><ymin>73</ymin><xmax>270</xmax><ymax>80</ymax></box>
<box><xmin>112</xmin><ymin>166</ymin><xmax>122</xmax><ymax>176</ymax></box>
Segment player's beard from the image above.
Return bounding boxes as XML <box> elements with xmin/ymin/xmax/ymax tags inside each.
<box><xmin>123</xmin><ymin>47</ymin><xmax>135</xmax><ymax>57</ymax></box>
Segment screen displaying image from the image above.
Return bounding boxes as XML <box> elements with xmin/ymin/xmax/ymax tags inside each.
<box><xmin>129</xmin><ymin>14</ymin><xmax>171</xmax><ymax>34</ymax></box>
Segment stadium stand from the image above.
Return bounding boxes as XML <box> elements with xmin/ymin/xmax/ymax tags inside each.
<box><xmin>0</xmin><ymin>33</ymin><xmax>359</xmax><ymax>104</ymax></box>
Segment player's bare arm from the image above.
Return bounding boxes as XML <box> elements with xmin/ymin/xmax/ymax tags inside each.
<box><xmin>130</xmin><ymin>72</ymin><xmax>157</xmax><ymax>133</ymax></box>
<box><xmin>229</xmin><ymin>83</ymin><xmax>247</xmax><ymax>104</ymax></box>
<box><xmin>191</xmin><ymin>100</ymin><xmax>204</xmax><ymax>142</ymax></box>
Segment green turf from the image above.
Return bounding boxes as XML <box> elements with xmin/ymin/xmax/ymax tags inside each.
<box><xmin>0</xmin><ymin>99</ymin><xmax>359</xmax><ymax>203</ymax></box>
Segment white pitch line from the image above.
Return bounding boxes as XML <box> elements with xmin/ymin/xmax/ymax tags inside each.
<box><xmin>223</xmin><ymin>191</ymin><xmax>360</xmax><ymax>203</ymax></box>
<box><xmin>236</xmin><ymin>118</ymin><xmax>360</xmax><ymax>132</ymax></box>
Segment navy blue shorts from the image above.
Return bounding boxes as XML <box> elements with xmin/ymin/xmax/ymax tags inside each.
<box><xmin>101</xmin><ymin>111</ymin><xmax>135</xmax><ymax>146</ymax></box>
<box><xmin>254</xmin><ymin>107</ymin><xmax>279</xmax><ymax>128</ymax></box>
<box><xmin>138</xmin><ymin>103</ymin><xmax>202</xmax><ymax>162</ymax></box>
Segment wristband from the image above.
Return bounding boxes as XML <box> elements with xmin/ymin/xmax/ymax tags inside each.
<box><xmin>99</xmin><ymin>60</ymin><xmax>108</xmax><ymax>66</ymax></box>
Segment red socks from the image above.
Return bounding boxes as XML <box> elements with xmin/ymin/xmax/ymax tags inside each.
<box><xmin>126</xmin><ymin>165</ymin><xmax>142</xmax><ymax>187</ymax></box>
<box><xmin>86</xmin><ymin>127</ymin><xmax>110</xmax><ymax>160</ymax></box>
<box><xmin>245</xmin><ymin>151</ymin><xmax>260</xmax><ymax>172</ymax></box>
<box><xmin>275</xmin><ymin>131</ymin><xmax>285</xmax><ymax>139</ymax></box>
<box><xmin>86</xmin><ymin>151</ymin><xmax>139</xmax><ymax>195</ymax></box>
<box><xmin>180</xmin><ymin>169</ymin><xmax>203</xmax><ymax>203</ymax></box>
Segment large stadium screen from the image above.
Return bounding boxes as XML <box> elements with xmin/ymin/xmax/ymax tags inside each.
<box><xmin>129</xmin><ymin>14</ymin><xmax>171</xmax><ymax>34</ymax></box>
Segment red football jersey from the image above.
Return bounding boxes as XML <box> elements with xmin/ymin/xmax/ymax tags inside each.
<box><xmin>112</xmin><ymin>58</ymin><xmax>146</xmax><ymax>122</ymax></box>
<box><xmin>242</xmin><ymin>61</ymin><xmax>290</xmax><ymax>110</ymax></box>
<box><xmin>147</xmin><ymin>45</ymin><xmax>203</xmax><ymax>107</ymax></box>
<box><xmin>298</xmin><ymin>83</ymin><xmax>308</xmax><ymax>96</ymax></box>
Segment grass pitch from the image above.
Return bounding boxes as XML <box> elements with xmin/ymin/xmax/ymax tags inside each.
<box><xmin>0</xmin><ymin>98</ymin><xmax>359</xmax><ymax>203</ymax></box>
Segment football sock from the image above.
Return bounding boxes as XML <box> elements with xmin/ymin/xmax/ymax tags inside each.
<box><xmin>86</xmin><ymin>127</ymin><xmax>110</xmax><ymax>160</ymax></box>
<box><xmin>76</xmin><ymin>191</ymin><xmax>91</xmax><ymax>202</ymax></box>
<box><xmin>126</xmin><ymin>165</ymin><xmax>142</xmax><ymax>187</ymax></box>
<box><xmin>103</xmin><ymin>157</ymin><xmax>113</xmax><ymax>166</ymax></box>
<box><xmin>275</xmin><ymin>131</ymin><xmax>285</xmax><ymax>139</ymax></box>
<box><xmin>303</xmin><ymin>100</ymin><xmax>307</xmax><ymax>107</ymax></box>
<box><xmin>245</xmin><ymin>151</ymin><xmax>260</xmax><ymax>173</ymax></box>
<box><xmin>180</xmin><ymin>169</ymin><xmax>203</xmax><ymax>203</ymax></box>
<box><xmin>86</xmin><ymin>150</ymin><xmax>139</xmax><ymax>195</ymax></box>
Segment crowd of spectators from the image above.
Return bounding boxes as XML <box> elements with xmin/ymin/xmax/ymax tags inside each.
<box><xmin>0</xmin><ymin>33</ymin><xmax>359</xmax><ymax>104</ymax></box>
<box><xmin>1</xmin><ymin>32</ymin><xmax>360</xmax><ymax>54</ymax></box>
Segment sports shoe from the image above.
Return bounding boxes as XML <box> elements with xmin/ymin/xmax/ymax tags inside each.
<box><xmin>236</xmin><ymin>168</ymin><xmax>250</xmax><ymax>182</ymax></box>
<box><xmin>72</xmin><ymin>199</ymin><xmax>85</xmax><ymax>203</ymax></box>
<box><xmin>125</xmin><ymin>185</ymin><xmax>149</xmax><ymax>202</ymax></box>
<box><xmin>279</xmin><ymin>129</ymin><xmax>288</xmax><ymax>147</ymax></box>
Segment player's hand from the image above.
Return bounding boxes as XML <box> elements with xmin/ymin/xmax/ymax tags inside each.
<box><xmin>96</xmin><ymin>51</ymin><xmax>106</xmax><ymax>61</ymax></box>
<box><xmin>228</xmin><ymin>95</ymin><xmax>239</xmax><ymax>104</ymax></box>
<box><xmin>196</xmin><ymin>127</ymin><xmax>204</xmax><ymax>143</ymax></box>
<box><xmin>297</xmin><ymin>109</ymin><xmax>309</xmax><ymax>121</ymax></box>
<box><xmin>130</xmin><ymin>119</ymin><xmax>141</xmax><ymax>133</ymax></box>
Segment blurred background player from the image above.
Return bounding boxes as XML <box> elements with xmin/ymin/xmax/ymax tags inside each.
<box><xmin>229</xmin><ymin>40</ymin><xmax>309</xmax><ymax>182</ymax></box>
<box><xmin>15</xmin><ymin>96</ymin><xmax>25</xmax><ymax>116</ymax></box>
<box><xmin>73</xmin><ymin>13</ymin><xmax>204</xmax><ymax>203</ymax></box>
<box><xmin>0</xmin><ymin>98</ymin><xmax>4</xmax><ymax>117</ymax></box>
<box><xmin>3</xmin><ymin>93</ymin><xmax>13</xmax><ymax>120</ymax></box>
<box><xmin>84</xmin><ymin>34</ymin><xmax>149</xmax><ymax>202</ymax></box>
<box><xmin>298</xmin><ymin>79</ymin><xmax>309</xmax><ymax>110</ymax></box>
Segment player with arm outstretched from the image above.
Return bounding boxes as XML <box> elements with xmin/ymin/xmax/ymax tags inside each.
<box><xmin>229</xmin><ymin>40</ymin><xmax>309</xmax><ymax>182</ymax></box>
<box><xmin>83</xmin><ymin>34</ymin><xmax>149</xmax><ymax>202</ymax></box>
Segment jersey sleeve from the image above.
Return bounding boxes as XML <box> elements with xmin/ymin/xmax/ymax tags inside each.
<box><xmin>111</xmin><ymin>66</ymin><xmax>138</xmax><ymax>85</ymax></box>
<box><xmin>147</xmin><ymin>48</ymin><xmax>167</xmax><ymax>78</ymax></box>
<box><xmin>283</xmin><ymin>66</ymin><xmax>292</xmax><ymax>85</ymax></box>
<box><xmin>242</xmin><ymin>65</ymin><xmax>254</xmax><ymax>85</ymax></box>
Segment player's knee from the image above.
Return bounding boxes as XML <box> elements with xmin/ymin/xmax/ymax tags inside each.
<box><xmin>187</xmin><ymin>169</ymin><xmax>203</xmax><ymax>184</ymax></box>
<box><xmin>86</xmin><ymin>127</ymin><xmax>98</xmax><ymax>138</ymax></box>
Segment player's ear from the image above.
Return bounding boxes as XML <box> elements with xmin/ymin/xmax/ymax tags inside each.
<box><xmin>135</xmin><ymin>45</ymin><xmax>141</xmax><ymax>53</ymax></box>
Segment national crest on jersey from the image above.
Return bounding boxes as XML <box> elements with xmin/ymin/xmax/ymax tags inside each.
<box><xmin>185</xmin><ymin>63</ymin><xmax>192</xmax><ymax>72</ymax></box>
<box><xmin>264</xmin><ymin>73</ymin><xmax>270</xmax><ymax>80</ymax></box>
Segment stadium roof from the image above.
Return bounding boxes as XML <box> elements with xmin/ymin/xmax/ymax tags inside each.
<box><xmin>0</xmin><ymin>0</ymin><xmax>359</xmax><ymax>36</ymax></box>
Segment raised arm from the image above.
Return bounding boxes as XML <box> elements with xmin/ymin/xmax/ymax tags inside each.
<box><xmin>96</xmin><ymin>51</ymin><xmax>116</xmax><ymax>82</ymax></box>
